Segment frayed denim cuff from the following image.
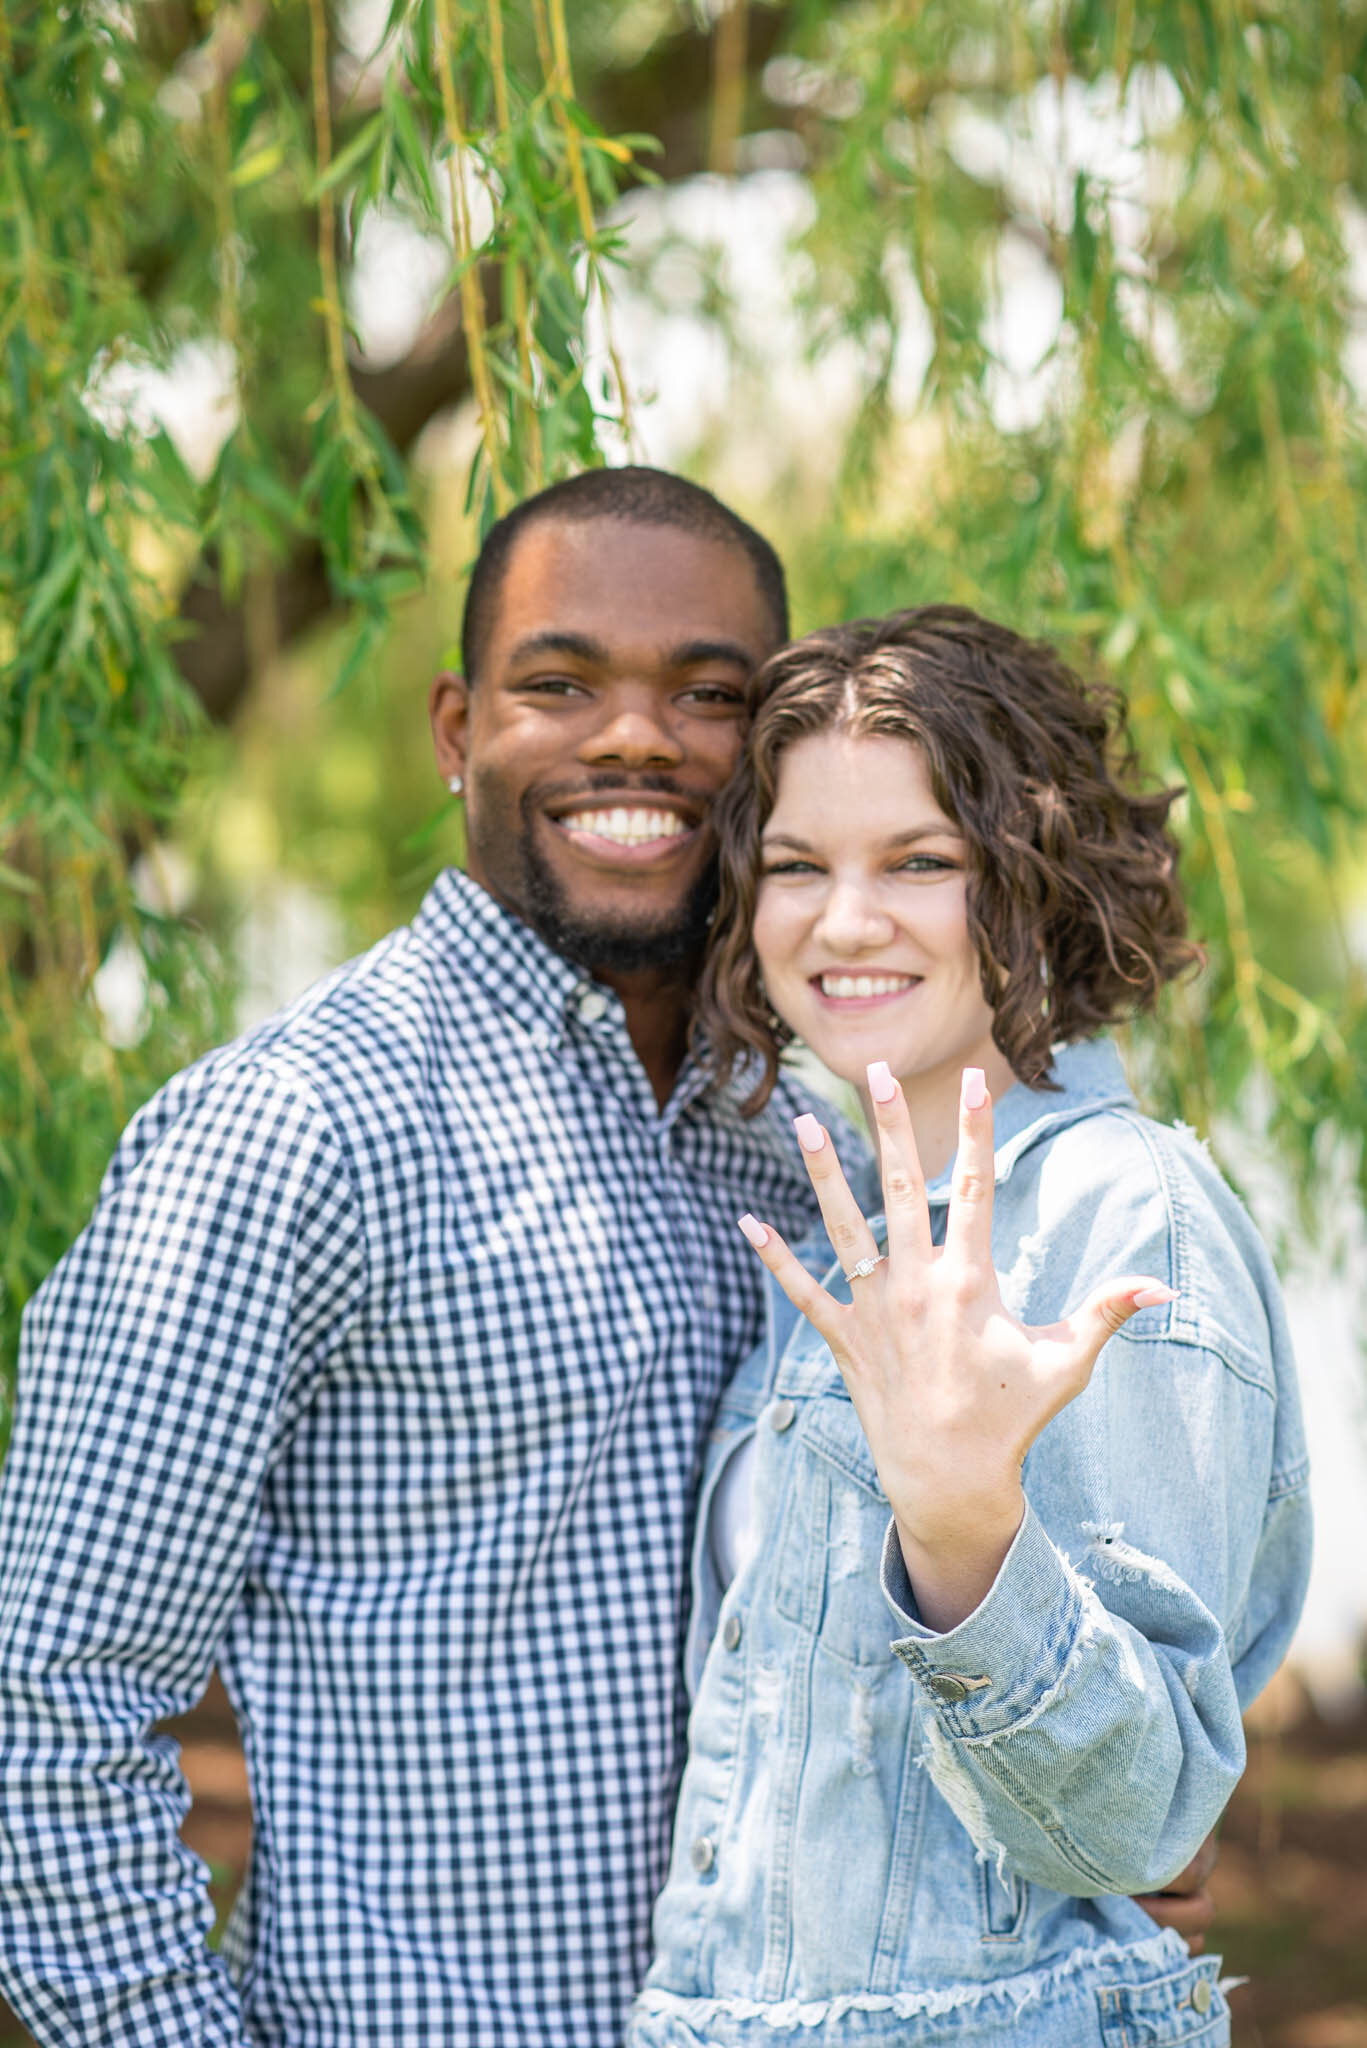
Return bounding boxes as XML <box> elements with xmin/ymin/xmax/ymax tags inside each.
<box><xmin>880</xmin><ymin>1506</ymin><xmax>1090</xmax><ymax>1737</ymax></box>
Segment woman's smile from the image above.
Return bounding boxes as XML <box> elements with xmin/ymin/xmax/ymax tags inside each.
<box><xmin>810</xmin><ymin>969</ymin><xmax>922</xmax><ymax>1007</ymax></box>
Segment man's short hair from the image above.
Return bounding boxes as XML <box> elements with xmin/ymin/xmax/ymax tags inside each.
<box><xmin>460</xmin><ymin>466</ymin><xmax>790</xmax><ymax>683</ymax></box>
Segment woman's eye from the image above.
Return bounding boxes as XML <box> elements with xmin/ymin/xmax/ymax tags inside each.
<box><xmin>895</xmin><ymin>854</ymin><xmax>956</xmax><ymax>874</ymax></box>
<box><xmin>761</xmin><ymin>859</ymin><xmax>821</xmax><ymax>876</ymax></box>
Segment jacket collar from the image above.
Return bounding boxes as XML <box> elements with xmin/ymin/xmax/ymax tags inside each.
<box><xmin>924</xmin><ymin>1037</ymin><xmax>1136</xmax><ymax>1206</ymax></box>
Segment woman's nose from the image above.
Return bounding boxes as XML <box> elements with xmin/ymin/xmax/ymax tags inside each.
<box><xmin>814</xmin><ymin>880</ymin><xmax>894</xmax><ymax>951</ymax></box>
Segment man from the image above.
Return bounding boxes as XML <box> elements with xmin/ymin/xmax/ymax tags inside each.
<box><xmin>0</xmin><ymin>467</ymin><xmax>1211</xmax><ymax>2047</ymax></box>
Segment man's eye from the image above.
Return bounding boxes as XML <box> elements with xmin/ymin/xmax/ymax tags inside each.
<box><xmin>520</xmin><ymin>676</ymin><xmax>587</xmax><ymax>697</ymax></box>
<box><xmin>681</xmin><ymin>684</ymin><xmax>744</xmax><ymax>708</ymax></box>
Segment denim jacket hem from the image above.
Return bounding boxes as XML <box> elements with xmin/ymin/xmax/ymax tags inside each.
<box><xmin>636</xmin><ymin>1929</ymin><xmax>1218</xmax><ymax>2027</ymax></box>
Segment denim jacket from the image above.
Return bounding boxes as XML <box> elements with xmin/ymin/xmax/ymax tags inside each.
<box><xmin>631</xmin><ymin>1039</ymin><xmax>1311</xmax><ymax>2048</ymax></box>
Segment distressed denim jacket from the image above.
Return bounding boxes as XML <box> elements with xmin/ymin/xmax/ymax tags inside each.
<box><xmin>631</xmin><ymin>1039</ymin><xmax>1311</xmax><ymax>2048</ymax></box>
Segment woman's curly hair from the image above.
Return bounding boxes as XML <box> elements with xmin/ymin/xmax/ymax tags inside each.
<box><xmin>697</xmin><ymin>604</ymin><xmax>1202</xmax><ymax>1115</ymax></box>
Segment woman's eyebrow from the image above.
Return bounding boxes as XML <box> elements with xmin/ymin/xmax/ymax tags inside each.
<box><xmin>761</xmin><ymin>823</ymin><xmax>963</xmax><ymax>850</ymax></box>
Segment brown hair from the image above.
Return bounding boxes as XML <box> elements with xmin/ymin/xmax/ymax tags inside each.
<box><xmin>698</xmin><ymin>604</ymin><xmax>1201</xmax><ymax>1113</ymax></box>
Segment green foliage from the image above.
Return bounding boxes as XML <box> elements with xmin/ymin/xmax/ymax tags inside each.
<box><xmin>2</xmin><ymin>0</ymin><xmax>1366</xmax><ymax>1425</ymax></box>
<box><xmin>0</xmin><ymin>0</ymin><xmax>641</xmax><ymax>1424</ymax></box>
<box><xmin>769</xmin><ymin>0</ymin><xmax>1367</xmax><ymax>1199</ymax></box>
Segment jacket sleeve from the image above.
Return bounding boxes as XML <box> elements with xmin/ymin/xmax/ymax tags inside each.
<box><xmin>881</xmin><ymin>1126</ymin><xmax>1312</xmax><ymax>1898</ymax></box>
<box><xmin>0</xmin><ymin>1063</ymin><xmax>367</xmax><ymax>2046</ymax></box>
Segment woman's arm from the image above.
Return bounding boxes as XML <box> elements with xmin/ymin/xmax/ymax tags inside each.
<box><xmin>738</xmin><ymin>1065</ymin><xmax>1310</xmax><ymax>1896</ymax></box>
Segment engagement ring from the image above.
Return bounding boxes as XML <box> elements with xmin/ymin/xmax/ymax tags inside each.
<box><xmin>845</xmin><ymin>1255</ymin><xmax>885</xmax><ymax>1282</ymax></box>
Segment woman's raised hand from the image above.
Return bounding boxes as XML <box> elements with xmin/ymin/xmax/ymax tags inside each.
<box><xmin>738</xmin><ymin>1064</ymin><xmax>1175</xmax><ymax>1632</ymax></box>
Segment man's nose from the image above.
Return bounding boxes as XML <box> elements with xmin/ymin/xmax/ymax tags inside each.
<box><xmin>578</xmin><ymin>688</ymin><xmax>684</xmax><ymax>770</ymax></box>
<box><xmin>815</xmin><ymin>879</ymin><xmax>894</xmax><ymax>952</ymax></box>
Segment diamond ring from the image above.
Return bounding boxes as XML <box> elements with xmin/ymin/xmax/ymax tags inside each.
<box><xmin>845</xmin><ymin>1254</ymin><xmax>885</xmax><ymax>1282</ymax></box>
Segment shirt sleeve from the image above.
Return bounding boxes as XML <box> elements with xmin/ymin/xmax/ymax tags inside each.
<box><xmin>0</xmin><ymin>1062</ymin><xmax>368</xmax><ymax>2046</ymax></box>
<box><xmin>880</xmin><ymin>1303</ymin><xmax>1312</xmax><ymax>1896</ymax></box>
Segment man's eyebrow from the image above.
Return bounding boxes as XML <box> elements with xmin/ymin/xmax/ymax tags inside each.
<box><xmin>665</xmin><ymin>637</ymin><xmax>756</xmax><ymax>671</ymax></box>
<box><xmin>503</xmin><ymin>631</ymin><xmax>755</xmax><ymax>672</ymax></box>
<box><xmin>506</xmin><ymin>629</ymin><xmax>611</xmax><ymax>667</ymax></box>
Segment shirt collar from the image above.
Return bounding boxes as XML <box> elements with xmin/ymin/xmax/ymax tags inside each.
<box><xmin>410</xmin><ymin>869</ymin><xmax>722</xmax><ymax>1118</ymax></box>
<box><xmin>923</xmin><ymin>1036</ymin><xmax>1137</xmax><ymax>1205</ymax></box>
<box><xmin>411</xmin><ymin>867</ymin><xmax>592</xmax><ymax>1048</ymax></box>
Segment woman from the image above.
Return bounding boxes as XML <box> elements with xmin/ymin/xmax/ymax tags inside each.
<box><xmin>630</xmin><ymin>607</ymin><xmax>1310</xmax><ymax>2047</ymax></box>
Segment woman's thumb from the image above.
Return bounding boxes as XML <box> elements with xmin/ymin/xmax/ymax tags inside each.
<box><xmin>1078</xmin><ymin>1277</ymin><xmax>1179</xmax><ymax>1356</ymax></box>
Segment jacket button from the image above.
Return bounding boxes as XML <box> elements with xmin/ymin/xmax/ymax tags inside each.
<box><xmin>770</xmin><ymin>1398</ymin><xmax>797</xmax><ymax>1432</ymax></box>
<box><xmin>722</xmin><ymin>1613</ymin><xmax>743</xmax><ymax>1650</ymax></box>
<box><xmin>1190</xmin><ymin>1980</ymin><xmax>1213</xmax><ymax>2015</ymax></box>
<box><xmin>691</xmin><ymin>1835</ymin><xmax>716</xmax><ymax>1873</ymax></box>
<box><xmin>927</xmin><ymin>1674</ymin><xmax>969</xmax><ymax>1704</ymax></box>
<box><xmin>577</xmin><ymin>988</ymin><xmax>608</xmax><ymax>1023</ymax></box>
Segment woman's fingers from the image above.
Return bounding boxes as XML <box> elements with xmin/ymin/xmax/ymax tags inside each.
<box><xmin>1039</xmin><ymin>1275</ymin><xmax>1179</xmax><ymax>1390</ymax></box>
<box><xmin>941</xmin><ymin>1067</ymin><xmax>997</xmax><ymax>1275</ymax></box>
<box><xmin>737</xmin><ymin>1213</ymin><xmax>849</xmax><ymax>1353</ymax></box>
<box><xmin>864</xmin><ymin>1063</ymin><xmax>933</xmax><ymax>1266</ymax></box>
<box><xmin>791</xmin><ymin>1114</ymin><xmax>881</xmax><ymax>1277</ymax></box>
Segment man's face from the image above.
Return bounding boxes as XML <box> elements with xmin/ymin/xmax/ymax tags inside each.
<box><xmin>430</xmin><ymin>518</ymin><xmax>781</xmax><ymax>976</ymax></box>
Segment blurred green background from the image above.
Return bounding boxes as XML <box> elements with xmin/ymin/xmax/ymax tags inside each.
<box><xmin>3</xmin><ymin>3</ymin><xmax>1367</xmax><ymax>2041</ymax></box>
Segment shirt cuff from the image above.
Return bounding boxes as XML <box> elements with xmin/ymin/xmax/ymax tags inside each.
<box><xmin>880</xmin><ymin>1504</ymin><xmax>1089</xmax><ymax>1737</ymax></box>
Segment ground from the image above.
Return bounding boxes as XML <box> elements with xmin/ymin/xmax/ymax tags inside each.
<box><xmin>1</xmin><ymin>1674</ymin><xmax>1364</xmax><ymax>2044</ymax></box>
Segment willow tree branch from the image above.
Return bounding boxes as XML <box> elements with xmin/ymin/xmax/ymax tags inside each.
<box><xmin>172</xmin><ymin>3</ymin><xmax>812</xmax><ymax>723</ymax></box>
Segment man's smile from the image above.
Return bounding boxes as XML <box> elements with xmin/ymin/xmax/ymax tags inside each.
<box><xmin>547</xmin><ymin>794</ymin><xmax>703</xmax><ymax>867</ymax></box>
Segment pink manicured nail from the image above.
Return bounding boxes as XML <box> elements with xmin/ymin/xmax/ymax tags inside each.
<box><xmin>737</xmin><ymin>1213</ymin><xmax>769</xmax><ymax>1249</ymax></box>
<box><xmin>961</xmin><ymin>1067</ymin><xmax>987</xmax><ymax>1111</ymax></box>
<box><xmin>1131</xmin><ymin>1284</ymin><xmax>1179</xmax><ymax>1308</ymax></box>
<box><xmin>867</xmin><ymin>1061</ymin><xmax>897</xmax><ymax>1104</ymax></box>
<box><xmin>793</xmin><ymin>1114</ymin><xmax>825</xmax><ymax>1154</ymax></box>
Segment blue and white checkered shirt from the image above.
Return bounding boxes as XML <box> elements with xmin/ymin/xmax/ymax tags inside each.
<box><xmin>0</xmin><ymin>867</ymin><xmax>831</xmax><ymax>2048</ymax></box>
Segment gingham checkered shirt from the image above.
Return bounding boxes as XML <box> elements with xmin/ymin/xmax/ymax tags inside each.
<box><xmin>0</xmin><ymin>867</ymin><xmax>830</xmax><ymax>2048</ymax></box>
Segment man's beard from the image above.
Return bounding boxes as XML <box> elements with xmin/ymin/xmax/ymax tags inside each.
<box><xmin>523</xmin><ymin>847</ymin><xmax>719</xmax><ymax>974</ymax></box>
<box><xmin>473</xmin><ymin>771</ymin><xmax>720</xmax><ymax>976</ymax></box>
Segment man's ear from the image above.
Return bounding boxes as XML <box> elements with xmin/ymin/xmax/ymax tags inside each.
<box><xmin>429</xmin><ymin>670</ymin><xmax>471</xmax><ymax>788</ymax></box>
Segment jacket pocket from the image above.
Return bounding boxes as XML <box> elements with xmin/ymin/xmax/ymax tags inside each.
<box><xmin>978</xmin><ymin>1858</ymin><xmax>1028</xmax><ymax>1941</ymax></box>
<box><xmin>772</xmin><ymin>1397</ymin><xmax>895</xmax><ymax>1675</ymax></box>
<box><xmin>1096</xmin><ymin>1957</ymin><xmax>1228</xmax><ymax>2046</ymax></box>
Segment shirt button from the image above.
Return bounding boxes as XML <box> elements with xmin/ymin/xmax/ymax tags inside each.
<box><xmin>1190</xmin><ymin>1980</ymin><xmax>1213</xmax><ymax>2016</ymax></box>
<box><xmin>691</xmin><ymin>1835</ymin><xmax>716</xmax><ymax>1874</ymax></box>
<box><xmin>927</xmin><ymin>1674</ymin><xmax>969</xmax><ymax>1704</ymax></box>
<box><xmin>577</xmin><ymin>989</ymin><xmax>608</xmax><ymax>1023</ymax></box>
<box><xmin>770</xmin><ymin>1398</ymin><xmax>797</xmax><ymax>1433</ymax></box>
<box><xmin>722</xmin><ymin>1613</ymin><xmax>743</xmax><ymax>1650</ymax></box>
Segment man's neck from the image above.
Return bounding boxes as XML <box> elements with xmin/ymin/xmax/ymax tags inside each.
<box><xmin>592</xmin><ymin>961</ymin><xmax>697</xmax><ymax>1110</ymax></box>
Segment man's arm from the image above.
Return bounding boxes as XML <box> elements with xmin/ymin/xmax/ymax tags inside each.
<box><xmin>1133</xmin><ymin>1832</ymin><xmax>1219</xmax><ymax>1953</ymax></box>
<box><xmin>0</xmin><ymin>1064</ymin><xmax>366</xmax><ymax>2047</ymax></box>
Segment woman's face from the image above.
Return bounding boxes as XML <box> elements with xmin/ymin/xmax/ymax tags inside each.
<box><xmin>753</xmin><ymin>730</ymin><xmax>1016</xmax><ymax>1118</ymax></box>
